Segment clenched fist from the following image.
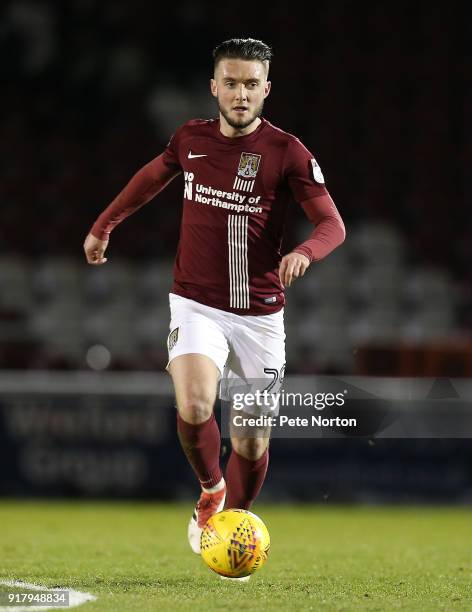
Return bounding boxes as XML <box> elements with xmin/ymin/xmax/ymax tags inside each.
<box><xmin>83</xmin><ymin>233</ymin><xmax>109</xmax><ymax>265</ymax></box>
<box><xmin>279</xmin><ymin>252</ymin><xmax>310</xmax><ymax>288</ymax></box>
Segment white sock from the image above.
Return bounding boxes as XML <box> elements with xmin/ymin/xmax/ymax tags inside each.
<box><xmin>201</xmin><ymin>477</ymin><xmax>225</xmax><ymax>494</ymax></box>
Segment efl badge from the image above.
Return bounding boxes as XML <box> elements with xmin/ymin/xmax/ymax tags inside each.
<box><xmin>168</xmin><ymin>327</ymin><xmax>179</xmax><ymax>351</ymax></box>
<box><xmin>238</xmin><ymin>152</ymin><xmax>261</xmax><ymax>178</ymax></box>
<box><xmin>311</xmin><ymin>158</ymin><xmax>325</xmax><ymax>184</ymax></box>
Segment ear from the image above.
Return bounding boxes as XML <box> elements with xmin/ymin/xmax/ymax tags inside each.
<box><xmin>210</xmin><ymin>78</ymin><xmax>218</xmax><ymax>98</ymax></box>
<box><xmin>264</xmin><ymin>80</ymin><xmax>271</xmax><ymax>99</ymax></box>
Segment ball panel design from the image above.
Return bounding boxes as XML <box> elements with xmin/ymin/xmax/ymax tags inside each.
<box><xmin>200</xmin><ymin>509</ymin><xmax>270</xmax><ymax>578</ymax></box>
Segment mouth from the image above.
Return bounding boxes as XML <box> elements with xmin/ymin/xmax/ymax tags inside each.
<box><xmin>233</xmin><ymin>106</ymin><xmax>249</xmax><ymax>113</ymax></box>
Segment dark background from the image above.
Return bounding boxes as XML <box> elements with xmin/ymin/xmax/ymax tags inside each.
<box><xmin>0</xmin><ymin>1</ymin><xmax>471</xmax><ymax>502</ymax></box>
<box><xmin>1</xmin><ymin>0</ymin><xmax>471</xmax><ymax>374</ymax></box>
<box><xmin>1</xmin><ymin>1</ymin><xmax>469</xmax><ymax>265</ymax></box>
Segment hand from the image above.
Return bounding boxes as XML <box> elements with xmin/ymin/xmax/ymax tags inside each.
<box><xmin>83</xmin><ymin>233</ymin><xmax>109</xmax><ymax>265</ymax></box>
<box><xmin>279</xmin><ymin>252</ymin><xmax>310</xmax><ymax>288</ymax></box>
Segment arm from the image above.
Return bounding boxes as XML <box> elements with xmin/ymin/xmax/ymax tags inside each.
<box><xmin>84</xmin><ymin>153</ymin><xmax>180</xmax><ymax>265</ymax></box>
<box><xmin>292</xmin><ymin>193</ymin><xmax>346</xmax><ymax>262</ymax></box>
<box><xmin>279</xmin><ymin>193</ymin><xmax>346</xmax><ymax>287</ymax></box>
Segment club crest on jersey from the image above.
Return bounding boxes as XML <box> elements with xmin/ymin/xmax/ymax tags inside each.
<box><xmin>238</xmin><ymin>152</ymin><xmax>261</xmax><ymax>178</ymax></box>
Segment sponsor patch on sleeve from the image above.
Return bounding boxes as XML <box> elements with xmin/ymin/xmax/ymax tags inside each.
<box><xmin>310</xmin><ymin>158</ymin><xmax>325</xmax><ymax>184</ymax></box>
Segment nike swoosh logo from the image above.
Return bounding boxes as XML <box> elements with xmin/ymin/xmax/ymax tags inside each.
<box><xmin>188</xmin><ymin>151</ymin><xmax>207</xmax><ymax>159</ymax></box>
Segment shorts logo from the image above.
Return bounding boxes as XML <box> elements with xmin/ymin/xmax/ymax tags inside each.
<box><xmin>168</xmin><ymin>327</ymin><xmax>179</xmax><ymax>351</ymax></box>
<box><xmin>238</xmin><ymin>152</ymin><xmax>261</xmax><ymax>178</ymax></box>
<box><xmin>263</xmin><ymin>296</ymin><xmax>277</xmax><ymax>304</ymax></box>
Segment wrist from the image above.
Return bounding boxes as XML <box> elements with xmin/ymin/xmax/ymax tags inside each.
<box><xmin>292</xmin><ymin>246</ymin><xmax>312</xmax><ymax>263</ymax></box>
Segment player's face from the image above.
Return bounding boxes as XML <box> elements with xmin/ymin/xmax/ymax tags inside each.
<box><xmin>211</xmin><ymin>59</ymin><xmax>271</xmax><ymax>131</ymax></box>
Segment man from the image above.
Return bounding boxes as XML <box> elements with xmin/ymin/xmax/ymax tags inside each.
<box><xmin>84</xmin><ymin>38</ymin><xmax>345</xmax><ymax>570</ymax></box>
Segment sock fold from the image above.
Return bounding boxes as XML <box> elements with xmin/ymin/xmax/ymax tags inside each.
<box><xmin>225</xmin><ymin>448</ymin><xmax>269</xmax><ymax>509</ymax></box>
<box><xmin>177</xmin><ymin>412</ymin><xmax>223</xmax><ymax>489</ymax></box>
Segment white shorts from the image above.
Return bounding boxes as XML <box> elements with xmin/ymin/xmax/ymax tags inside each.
<box><xmin>166</xmin><ymin>293</ymin><xmax>285</xmax><ymax>415</ymax></box>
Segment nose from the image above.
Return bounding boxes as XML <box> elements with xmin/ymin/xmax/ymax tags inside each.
<box><xmin>236</xmin><ymin>84</ymin><xmax>248</xmax><ymax>101</ymax></box>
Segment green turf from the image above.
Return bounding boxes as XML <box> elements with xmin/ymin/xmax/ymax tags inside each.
<box><xmin>0</xmin><ymin>502</ymin><xmax>471</xmax><ymax>611</ymax></box>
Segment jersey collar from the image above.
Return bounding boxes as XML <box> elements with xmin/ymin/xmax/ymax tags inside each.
<box><xmin>214</xmin><ymin>117</ymin><xmax>267</xmax><ymax>144</ymax></box>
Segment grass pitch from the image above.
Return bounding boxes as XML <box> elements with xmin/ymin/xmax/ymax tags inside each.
<box><xmin>1</xmin><ymin>501</ymin><xmax>471</xmax><ymax>611</ymax></box>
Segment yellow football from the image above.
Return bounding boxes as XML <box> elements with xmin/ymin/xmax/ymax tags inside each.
<box><xmin>200</xmin><ymin>509</ymin><xmax>270</xmax><ymax>578</ymax></box>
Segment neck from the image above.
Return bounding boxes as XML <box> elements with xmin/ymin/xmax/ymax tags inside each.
<box><xmin>219</xmin><ymin>114</ymin><xmax>261</xmax><ymax>138</ymax></box>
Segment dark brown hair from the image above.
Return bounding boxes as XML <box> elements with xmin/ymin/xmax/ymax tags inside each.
<box><xmin>213</xmin><ymin>38</ymin><xmax>273</xmax><ymax>72</ymax></box>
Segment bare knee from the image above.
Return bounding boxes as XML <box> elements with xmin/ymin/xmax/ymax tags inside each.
<box><xmin>178</xmin><ymin>395</ymin><xmax>214</xmax><ymax>424</ymax></box>
<box><xmin>231</xmin><ymin>437</ymin><xmax>269</xmax><ymax>460</ymax></box>
<box><xmin>169</xmin><ymin>354</ymin><xmax>219</xmax><ymax>424</ymax></box>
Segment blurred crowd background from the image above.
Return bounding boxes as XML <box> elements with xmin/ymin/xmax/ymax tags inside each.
<box><xmin>0</xmin><ymin>0</ymin><xmax>471</xmax><ymax>503</ymax></box>
<box><xmin>0</xmin><ymin>0</ymin><xmax>470</xmax><ymax>375</ymax></box>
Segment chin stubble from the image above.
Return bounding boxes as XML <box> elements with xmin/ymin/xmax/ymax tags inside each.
<box><xmin>218</xmin><ymin>100</ymin><xmax>265</xmax><ymax>130</ymax></box>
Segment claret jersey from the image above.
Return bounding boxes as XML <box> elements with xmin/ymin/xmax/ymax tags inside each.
<box><xmin>162</xmin><ymin>118</ymin><xmax>328</xmax><ymax>315</ymax></box>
